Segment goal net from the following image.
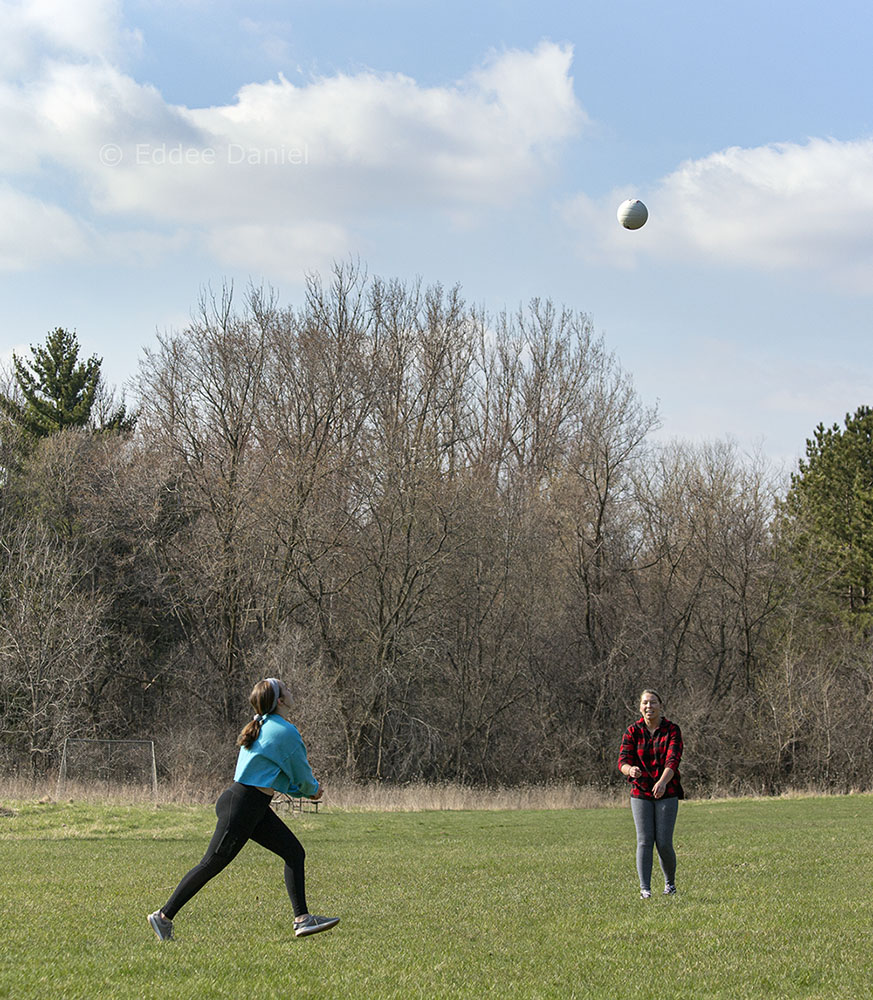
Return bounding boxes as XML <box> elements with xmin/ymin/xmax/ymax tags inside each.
<box><xmin>56</xmin><ymin>738</ymin><xmax>158</xmax><ymax>798</ymax></box>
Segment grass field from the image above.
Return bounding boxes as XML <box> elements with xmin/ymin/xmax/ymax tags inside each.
<box><xmin>1</xmin><ymin>793</ymin><xmax>871</xmax><ymax>999</ymax></box>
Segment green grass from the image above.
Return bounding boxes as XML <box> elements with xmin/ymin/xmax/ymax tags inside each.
<box><xmin>1</xmin><ymin>794</ymin><xmax>871</xmax><ymax>999</ymax></box>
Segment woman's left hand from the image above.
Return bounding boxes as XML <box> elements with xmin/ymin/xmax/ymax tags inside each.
<box><xmin>652</xmin><ymin>766</ymin><xmax>673</xmax><ymax>800</ymax></box>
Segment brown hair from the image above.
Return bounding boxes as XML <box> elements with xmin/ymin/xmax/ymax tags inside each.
<box><xmin>639</xmin><ymin>688</ymin><xmax>663</xmax><ymax>706</ymax></box>
<box><xmin>236</xmin><ymin>678</ymin><xmax>282</xmax><ymax>749</ymax></box>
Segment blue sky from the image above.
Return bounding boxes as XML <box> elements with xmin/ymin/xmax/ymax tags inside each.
<box><xmin>2</xmin><ymin>0</ymin><xmax>872</xmax><ymax>470</ymax></box>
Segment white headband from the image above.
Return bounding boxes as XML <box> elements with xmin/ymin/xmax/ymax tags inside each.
<box><xmin>266</xmin><ymin>677</ymin><xmax>281</xmax><ymax>713</ymax></box>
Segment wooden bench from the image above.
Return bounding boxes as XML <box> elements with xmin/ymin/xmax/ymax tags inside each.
<box><xmin>272</xmin><ymin>795</ymin><xmax>320</xmax><ymax>815</ymax></box>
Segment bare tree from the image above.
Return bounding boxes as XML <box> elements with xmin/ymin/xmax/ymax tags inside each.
<box><xmin>631</xmin><ymin>440</ymin><xmax>785</xmax><ymax>790</ymax></box>
<box><xmin>135</xmin><ymin>282</ymin><xmax>277</xmax><ymax>723</ymax></box>
<box><xmin>0</xmin><ymin>523</ymin><xmax>110</xmax><ymax>775</ymax></box>
<box><xmin>6</xmin><ymin>265</ymin><xmax>843</xmax><ymax>792</ymax></box>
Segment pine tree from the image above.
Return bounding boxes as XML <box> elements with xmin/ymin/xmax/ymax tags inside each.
<box><xmin>0</xmin><ymin>328</ymin><xmax>133</xmax><ymax>437</ymax></box>
<box><xmin>781</xmin><ymin>405</ymin><xmax>873</xmax><ymax>630</ymax></box>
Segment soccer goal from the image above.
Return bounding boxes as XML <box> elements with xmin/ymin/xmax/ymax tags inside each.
<box><xmin>56</xmin><ymin>738</ymin><xmax>158</xmax><ymax>798</ymax></box>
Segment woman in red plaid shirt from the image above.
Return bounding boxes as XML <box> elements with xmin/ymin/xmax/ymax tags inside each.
<box><xmin>617</xmin><ymin>689</ymin><xmax>684</xmax><ymax>899</ymax></box>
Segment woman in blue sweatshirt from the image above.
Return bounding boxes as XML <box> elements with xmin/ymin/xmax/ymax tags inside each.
<box><xmin>148</xmin><ymin>678</ymin><xmax>339</xmax><ymax>941</ymax></box>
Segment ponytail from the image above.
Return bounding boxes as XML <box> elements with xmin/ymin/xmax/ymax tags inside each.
<box><xmin>236</xmin><ymin>717</ymin><xmax>262</xmax><ymax>749</ymax></box>
<box><xmin>236</xmin><ymin>678</ymin><xmax>283</xmax><ymax>748</ymax></box>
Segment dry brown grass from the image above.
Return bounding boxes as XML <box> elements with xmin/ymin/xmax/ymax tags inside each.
<box><xmin>323</xmin><ymin>780</ymin><xmax>620</xmax><ymax>811</ymax></box>
<box><xmin>6</xmin><ymin>774</ymin><xmax>869</xmax><ymax>811</ymax></box>
<box><xmin>0</xmin><ymin>775</ymin><xmax>223</xmax><ymax>806</ymax></box>
<box><xmin>0</xmin><ymin>776</ymin><xmax>620</xmax><ymax>811</ymax></box>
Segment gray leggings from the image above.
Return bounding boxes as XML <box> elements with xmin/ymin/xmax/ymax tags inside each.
<box><xmin>630</xmin><ymin>796</ymin><xmax>678</xmax><ymax>891</ymax></box>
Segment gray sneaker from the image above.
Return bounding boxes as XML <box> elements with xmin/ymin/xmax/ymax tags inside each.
<box><xmin>148</xmin><ymin>910</ymin><xmax>174</xmax><ymax>941</ymax></box>
<box><xmin>294</xmin><ymin>914</ymin><xmax>340</xmax><ymax>938</ymax></box>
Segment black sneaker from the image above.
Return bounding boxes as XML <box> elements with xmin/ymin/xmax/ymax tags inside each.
<box><xmin>663</xmin><ymin>884</ymin><xmax>677</xmax><ymax>896</ymax></box>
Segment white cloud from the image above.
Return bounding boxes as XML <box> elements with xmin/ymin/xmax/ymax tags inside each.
<box><xmin>565</xmin><ymin>137</ymin><xmax>873</xmax><ymax>294</ymax></box>
<box><xmin>0</xmin><ymin>81</ymin><xmax>46</xmax><ymax>172</ymax></box>
<box><xmin>0</xmin><ymin>183</ymin><xmax>90</xmax><ymax>268</ymax></box>
<box><xmin>179</xmin><ymin>40</ymin><xmax>583</xmax><ymax>210</ymax></box>
<box><xmin>23</xmin><ymin>0</ymin><xmax>131</xmax><ymax>58</ymax></box>
<box><xmin>205</xmin><ymin>221</ymin><xmax>351</xmax><ymax>279</ymax></box>
<box><xmin>655</xmin><ymin>138</ymin><xmax>873</xmax><ymax>285</ymax></box>
<box><xmin>98</xmin><ymin>226</ymin><xmax>193</xmax><ymax>266</ymax></box>
<box><xmin>0</xmin><ymin>31</ymin><xmax>584</xmax><ymax>275</ymax></box>
<box><xmin>239</xmin><ymin>16</ymin><xmax>293</xmax><ymax>66</ymax></box>
<box><xmin>0</xmin><ymin>0</ymin><xmax>139</xmax><ymax>75</ymax></box>
<box><xmin>34</xmin><ymin>61</ymin><xmax>197</xmax><ymax>166</ymax></box>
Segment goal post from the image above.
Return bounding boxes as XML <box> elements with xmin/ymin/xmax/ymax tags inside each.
<box><xmin>57</xmin><ymin>738</ymin><xmax>158</xmax><ymax>798</ymax></box>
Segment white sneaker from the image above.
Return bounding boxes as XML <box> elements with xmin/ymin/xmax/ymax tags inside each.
<box><xmin>640</xmin><ymin>889</ymin><xmax>652</xmax><ymax>899</ymax></box>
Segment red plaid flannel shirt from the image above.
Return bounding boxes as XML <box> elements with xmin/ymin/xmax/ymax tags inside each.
<box><xmin>618</xmin><ymin>717</ymin><xmax>684</xmax><ymax>799</ymax></box>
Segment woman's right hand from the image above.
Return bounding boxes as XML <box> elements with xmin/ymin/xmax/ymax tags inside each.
<box><xmin>310</xmin><ymin>785</ymin><xmax>324</xmax><ymax>801</ymax></box>
<box><xmin>626</xmin><ymin>766</ymin><xmax>642</xmax><ymax>779</ymax></box>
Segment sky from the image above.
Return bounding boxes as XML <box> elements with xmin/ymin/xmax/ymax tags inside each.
<box><xmin>2</xmin><ymin>0</ymin><xmax>872</xmax><ymax>473</ymax></box>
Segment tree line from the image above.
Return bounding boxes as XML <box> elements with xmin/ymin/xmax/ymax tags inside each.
<box><xmin>2</xmin><ymin>263</ymin><xmax>872</xmax><ymax>795</ymax></box>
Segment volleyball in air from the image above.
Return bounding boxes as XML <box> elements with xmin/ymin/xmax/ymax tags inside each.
<box><xmin>617</xmin><ymin>198</ymin><xmax>648</xmax><ymax>230</ymax></box>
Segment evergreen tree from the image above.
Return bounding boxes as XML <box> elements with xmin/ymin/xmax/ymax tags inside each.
<box><xmin>0</xmin><ymin>328</ymin><xmax>134</xmax><ymax>437</ymax></box>
<box><xmin>781</xmin><ymin>405</ymin><xmax>873</xmax><ymax>629</ymax></box>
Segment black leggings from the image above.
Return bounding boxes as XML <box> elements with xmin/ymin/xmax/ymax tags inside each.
<box><xmin>161</xmin><ymin>782</ymin><xmax>307</xmax><ymax>919</ymax></box>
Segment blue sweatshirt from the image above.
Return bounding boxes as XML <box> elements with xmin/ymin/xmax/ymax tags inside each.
<box><xmin>234</xmin><ymin>714</ymin><xmax>319</xmax><ymax>798</ymax></box>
